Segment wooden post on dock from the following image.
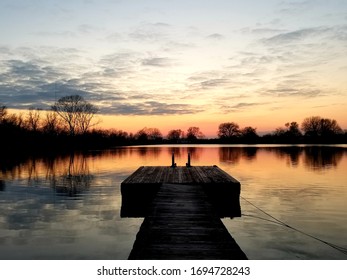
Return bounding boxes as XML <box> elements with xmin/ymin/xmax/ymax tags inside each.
<box><xmin>171</xmin><ymin>152</ymin><xmax>176</xmax><ymax>167</ymax></box>
<box><xmin>186</xmin><ymin>152</ymin><xmax>191</xmax><ymax>167</ymax></box>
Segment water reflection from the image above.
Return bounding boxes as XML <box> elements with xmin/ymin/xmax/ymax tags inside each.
<box><xmin>219</xmin><ymin>147</ymin><xmax>258</xmax><ymax>164</ymax></box>
<box><xmin>51</xmin><ymin>155</ymin><xmax>93</xmax><ymax>197</ymax></box>
<box><xmin>0</xmin><ymin>146</ymin><xmax>346</xmax><ymax>189</ymax></box>
<box><xmin>167</xmin><ymin>147</ymin><xmax>202</xmax><ymax>162</ymax></box>
<box><xmin>303</xmin><ymin>146</ymin><xmax>344</xmax><ymax>170</ymax></box>
<box><xmin>136</xmin><ymin>147</ymin><xmax>162</xmax><ymax>158</ymax></box>
<box><xmin>0</xmin><ymin>144</ymin><xmax>346</xmax><ymax>260</ymax></box>
<box><xmin>266</xmin><ymin>146</ymin><xmax>303</xmax><ymax>166</ymax></box>
<box><xmin>218</xmin><ymin>145</ymin><xmax>346</xmax><ymax>171</ymax></box>
<box><xmin>0</xmin><ymin>180</ymin><xmax>5</xmax><ymax>191</ymax></box>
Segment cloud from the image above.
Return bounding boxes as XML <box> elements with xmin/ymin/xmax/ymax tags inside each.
<box><xmin>141</xmin><ymin>57</ymin><xmax>172</xmax><ymax>67</ymax></box>
<box><xmin>240</xmin><ymin>27</ymin><xmax>286</xmax><ymax>35</ymax></box>
<box><xmin>153</xmin><ymin>22</ymin><xmax>171</xmax><ymax>28</ymax></box>
<box><xmin>102</xmin><ymin>101</ymin><xmax>203</xmax><ymax>115</ymax></box>
<box><xmin>220</xmin><ymin>102</ymin><xmax>265</xmax><ymax>113</ymax></box>
<box><xmin>35</xmin><ymin>31</ymin><xmax>77</xmax><ymax>38</ymax></box>
<box><xmin>199</xmin><ymin>79</ymin><xmax>229</xmax><ymax>89</ymax></box>
<box><xmin>206</xmin><ymin>33</ymin><xmax>224</xmax><ymax>40</ymax></box>
<box><xmin>106</xmin><ymin>32</ymin><xmax>123</xmax><ymax>42</ymax></box>
<box><xmin>263</xmin><ymin>25</ymin><xmax>347</xmax><ymax>46</ymax></box>
<box><xmin>187</xmin><ymin>77</ymin><xmax>230</xmax><ymax>91</ymax></box>
<box><xmin>261</xmin><ymin>76</ymin><xmax>324</xmax><ymax>98</ymax></box>
<box><xmin>263</xmin><ymin>27</ymin><xmax>329</xmax><ymax>44</ymax></box>
<box><xmin>276</xmin><ymin>0</ymin><xmax>316</xmax><ymax>15</ymax></box>
<box><xmin>78</xmin><ymin>24</ymin><xmax>101</xmax><ymax>34</ymax></box>
<box><xmin>0</xmin><ymin>47</ymin><xmax>201</xmax><ymax>116</ymax></box>
<box><xmin>186</xmin><ymin>70</ymin><xmax>232</xmax><ymax>91</ymax></box>
<box><xmin>265</xmin><ymin>87</ymin><xmax>322</xmax><ymax>98</ymax></box>
<box><xmin>128</xmin><ymin>22</ymin><xmax>171</xmax><ymax>42</ymax></box>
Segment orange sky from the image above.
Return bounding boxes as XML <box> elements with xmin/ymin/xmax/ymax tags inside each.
<box><xmin>1</xmin><ymin>1</ymin><xmax>347</xmax><ymax>138</ymax></box>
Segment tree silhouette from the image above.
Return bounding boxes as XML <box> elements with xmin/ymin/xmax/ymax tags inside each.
<box><xmin>302</xmin><ymin>116</ymin><xmax>343</xmax><ymax>138</ymax></box>
<box><xmin>135</xmin><ymin>127</ymin><xmax>163</xmax><ymax>142</ymax></box>
<box><xmin>42</xmin><ymin>111</ymin><xmax>61</xmax><ymax>135</ymax></box>
<box><xmin>0</xmin><ymin>105</ymin><xmax>7</xmax><ymax>123</ymax></box>
<box><xmin>52</xmin><ymin>95</ymin><xmax>99</xmax><ymax>136</ymax></box>
<box><xmin>240</xmin><ymin>126</ymin><xmax>258</xmax><ymax>142</ymax></box>
<box><xmin>218</xmin><ymin>122</ymin><xmax>240</xmax><ymax>139</ymax></box>
<box><xmin>186</xmin><ymin>127</ymin><xmax>204</xmax><ymax>141</ymax></box>
<box><xmin>167</xmin><ymin>129</ymin><xmax>184</xmax><ymax>142</ymax></box>
<box><xmin>285</xmin><ymin>122</ymin><xmax>302</xmax><ymax>137</ymax></box>
<box><xmin>25</xmin><ymin>108</ymin><xmax>41</xmax><ymax>132</ymax></box>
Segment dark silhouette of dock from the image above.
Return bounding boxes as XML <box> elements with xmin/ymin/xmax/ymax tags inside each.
<box><xmin>121</xmin><ymin>166</ymin><xmax>247</xmax><ymax>260</ymax></box>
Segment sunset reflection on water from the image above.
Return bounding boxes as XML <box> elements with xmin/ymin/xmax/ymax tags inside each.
<box><xmin>0</xmin><ymin>145</ymin><xmax>346</xmax><ymax>259</ymax></box>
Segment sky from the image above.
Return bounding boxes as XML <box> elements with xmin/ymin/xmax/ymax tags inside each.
<box><xmin>0</xmin><ymin>0</ymin><xmax>346</xmax><ymax>137</ymax></box>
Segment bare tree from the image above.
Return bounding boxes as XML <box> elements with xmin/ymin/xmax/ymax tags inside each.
<box><xmin>52</xmin><ymin>95</ymin><xmax>99</xmax><ymax>136</ymax></box>
<box><xmin>301</xmin><ymin>116</ymin><xmax>321</xmax><ymax>137</ymax></box>
<box><xmin>135</xmin><ymin>127</ymin><xmax>163</xmax><ymax>141</ymax></box>
<box><xmin>285</xmin><ymin>122</ymin><xmax>302</xmax><ymax>137</ymax></box>
<box><xmin>186</xmin><ymin>127</ymin><xmax>204</xmax><ymax>140</ymax></box>
<box><xmin>25</xmin><ymin>108</ymin><xmax>41</xmax><ymax>132</ymax></box>
<box><xmin>320</xmin><ymin>118</ymin><xmax>343</xmax><ymax>136</ymax></box>
<box><xmin>218</xmin><ymin>122</ymin><xmax>240</xmax><ymax>139</ymax></box>
<box><xmin>42</xmin><ymin>111</ymin><xmax>61</xmax><ymax>135</ymax></box>
<box><xmin>241</xmin><ymin>126</ymin><xmax>258</xmax><ymax>139</ymax></box>
<box><xmin>302</xmin><ymin>116</ymin><xmax>342</xmax><ymax>137</ymax></box>
<box><xmin>167</xmin><ymin>129</ymin><xmax>184</xmax><ymax>141</ymax></box>
<box><xmin>0</xmin><ymin>105</ymin><xmax>7</xmax><ymax>123</ymax></box>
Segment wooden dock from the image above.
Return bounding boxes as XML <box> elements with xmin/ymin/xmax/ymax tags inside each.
<box><xmin>121</xmin><ymin>166</ymin><xmax>247</xmax><ymax>260</ymax></box>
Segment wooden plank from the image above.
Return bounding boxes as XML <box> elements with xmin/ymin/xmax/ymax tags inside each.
<box><xmin>121</xmin><ymin>166</ymin><xmax>242</xmax><ymax>218</ymax></box>
<box><xmin>122</xmin><ymin>166</ymin><xmax>144</xmax><ymax>184</ymax></box>
<box><xmin>123</xmin><ymin>166</ymin><xmax>239</xmax><ymax>185</ymax></box>
<box><xmin>128</xmin><ymin>183</ymin><xmax>247</xmax><ymax>260</ymax></box>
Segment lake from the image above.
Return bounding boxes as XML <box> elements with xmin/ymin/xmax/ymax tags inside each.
<box><xmin>0</xmin><ymin>145</ymin><xmax>346</xmax><ymax>260</ymax></box>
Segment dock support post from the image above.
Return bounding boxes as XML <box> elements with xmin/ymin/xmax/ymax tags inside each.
<box><xmin>186</xmin><ymin>152</ymin><xmax>191</xmax><ymax>167</ymax></box>
<box><xmin>171</xmin><ymin>153</ymin><xmax>176</xmax><ymax>167</ymax></box>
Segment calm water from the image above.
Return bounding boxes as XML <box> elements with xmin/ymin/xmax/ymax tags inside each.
<box><xmin>0</xmin><ymin>145</ymin><xmax>346</xmax><ymax>260</ymax></box>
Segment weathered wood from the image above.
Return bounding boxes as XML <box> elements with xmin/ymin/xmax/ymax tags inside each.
<box><xmin>128</xmin><ymin>183</ymin><xmax>247</xmax><ymax>260</ymax></box>
<box><xmin>122</xmin><ymin>165</ymin><xmax>240</xmax><ymax>185</ymax></box>
<box><xmin>121</xmin><ymin>166</ymin><xmax>241</xmax><ymax>218</ymax></box>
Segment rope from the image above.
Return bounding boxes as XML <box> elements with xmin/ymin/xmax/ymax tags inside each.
<box><xmin>240</xmin><ymin>196</ymin><xmax>347</xmax><ymax>255</ymax></box>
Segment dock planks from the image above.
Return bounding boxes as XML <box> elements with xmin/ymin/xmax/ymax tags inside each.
<box><xmin>122</xmin><ymin>166</ymin><xmax>247</xmax><ymax>260</ymax></box>
<box><xmin>121</xmin><ymin>166</ymin><xmax>240</xmax><ymax>185</ymax></box>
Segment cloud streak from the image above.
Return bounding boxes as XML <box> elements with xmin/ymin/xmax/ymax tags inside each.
<box><xmin>220</xmin><ymin>102</ymin><xmax>266</xmax><ymax>113</ymax></box>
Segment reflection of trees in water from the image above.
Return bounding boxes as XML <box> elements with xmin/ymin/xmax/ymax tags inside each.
<box><xmin>168</xmin><ymin>147</ymin><xmax>202</xmax><ymax>163</ymax></box>
<box><xmin>134</xmin><ymin>147</ymin><xmax>162</xmax><ymax>158</ymax></box>
<box><xmin>267</xmin><ymin>146</ymin><xmax>345</xmax><ymax>171</ymax></box>
<box><xmin>219</xmin><ymin>147</ymin><xmax>258</xmax><ymax>164</ymax></box>
<box><xmin>187</xmin><ymin>147</ymin><xmax>201</xmax><ymax>161</ymax></box>
<box><xmin>0</xmin><ymin>180</ymin><xmax>5</xmax><ymax>191</ymax></box>
<box><xmin>168</xmin><ymin>147</ymin><xmax>183</xmax><ymax>159</ymax></box>
<box><xmin>219</xmin><ymin>146</ymin><xmax>346</xmax><ymax>170</ymax></box>
<box><xmin>303</xmin><ymin>146</ymin><xmax>345</xmax><ymax>170</ymax></box>
<box><xmin>266</xmin><ymin>146</ymin><xmax>303</xmax><ymax>167</ymax></box>
<box><xmin>0</xmin><ymin>153</ymin><xmax>94</xmax><ymax>196</ymax></box>
<box><xmin>51</xmin><ymin>154</ymin><xmax>93</xmax><ymax>197</ymax></box>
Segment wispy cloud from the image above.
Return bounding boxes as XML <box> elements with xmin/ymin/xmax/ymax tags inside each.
<box><xmin>220</xmin><ymin>102</ymin><xmax>266</xmax><ymax>113</ymax></box>
<box><xmin>102</xmin><ymin>101</ymin><xmax>203</xmax><ymax>115</ymax></box>
<box><xmin>128</xmin><ymin>22</ymin><xmax>171</xmax><ymax>42</ymax></box>
<box><xmin>206</xmin><ymin>33</ymin><xmax>224</xmax><ymax>40</ymax></box>
<box><xmin>276</xmin><ymin>0</ymin><xmax>316</xmax><ymax>15</ymax></box>
<box><xmin>263</xmin><ymin>27</ymin><xmax>330</xmax><ymax>45</ymax></box>
<box><xmin>35</xmin><ymin>31</ymin><xmax>77</xmax><ymax>38</ymax></box>
<box><xmin>141</xmin><ymin>57</ymin><xmax>172</xmax><ymax>67</ymax></box>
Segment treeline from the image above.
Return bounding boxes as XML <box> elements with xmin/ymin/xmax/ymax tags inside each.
<box><xmin>1</xmin><ymin>95</ymin><xmax>347</xmax><ymax>154</ymax></box>
<box><xmin>216</xmin><ymin>119</ymin><xmax>346</xmax><ymax>144</ymax></box>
